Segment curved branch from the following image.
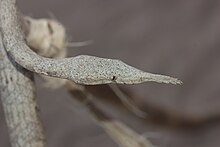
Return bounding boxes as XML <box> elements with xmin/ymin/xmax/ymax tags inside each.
<box><xmin>0</xmin><ymin>0</ymin><xmax>182</xmax><ymax>85</ymax></box>
<box><xmin>0</xmin><ymin>2</ymin><xmax>47</xmax><ymax>146</ymax></box>
<box><xmin>0</xmin><ymin>33</ymin><xmax>47</xmax><ymax>147</ymax></box>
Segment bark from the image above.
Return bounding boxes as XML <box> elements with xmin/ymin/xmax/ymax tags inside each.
<box><xmin>0</xmin><ymin>33</ymin><xmax>46</xmax><ymax>147</ymax></box>
<box><xmin>0</xmin><ymin>1</ymin><xmax>47</xmax><ymax>147</ymax></box>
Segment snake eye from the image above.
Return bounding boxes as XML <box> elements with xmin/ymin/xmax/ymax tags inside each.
<box><xmin>111</xmin><ymin>76</ymin><xmax>116</xmax><ymax>81</ymax></box>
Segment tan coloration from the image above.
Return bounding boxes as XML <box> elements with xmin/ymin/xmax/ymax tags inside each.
<box><xmin>23</xmin><ymin>17</ymin><xmax>94</xmax><ymax>89</ymax></box>
<box><xmin>24</xmin><ymin>17</ymin><xmax>66</xmax><ymax>59</ymax></box>
<box><xmin>23</xmin><ymin>16</ymin><xmax>67</xmax><ymax>88</ymax></box>
<box><xmin>23</xmin><ymin>17</ymin><xmax>93</xmax><ymax>59</ymax></box>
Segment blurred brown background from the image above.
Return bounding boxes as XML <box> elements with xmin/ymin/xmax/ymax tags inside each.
<box><xmin>1</xmin><ymin>0</ymin><xmax>220</xmax><ymax>147</ymax></box>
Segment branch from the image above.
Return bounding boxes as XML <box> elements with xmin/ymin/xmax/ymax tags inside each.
<box><xmin>0</xmin><ymin>0</ymin><xmax>182</xmax><ymax>85</ymax></box>
<box><xmin>0</xmin><ymin>21</ymin><xmax>46</xmax><ymax>147</ymax></box>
